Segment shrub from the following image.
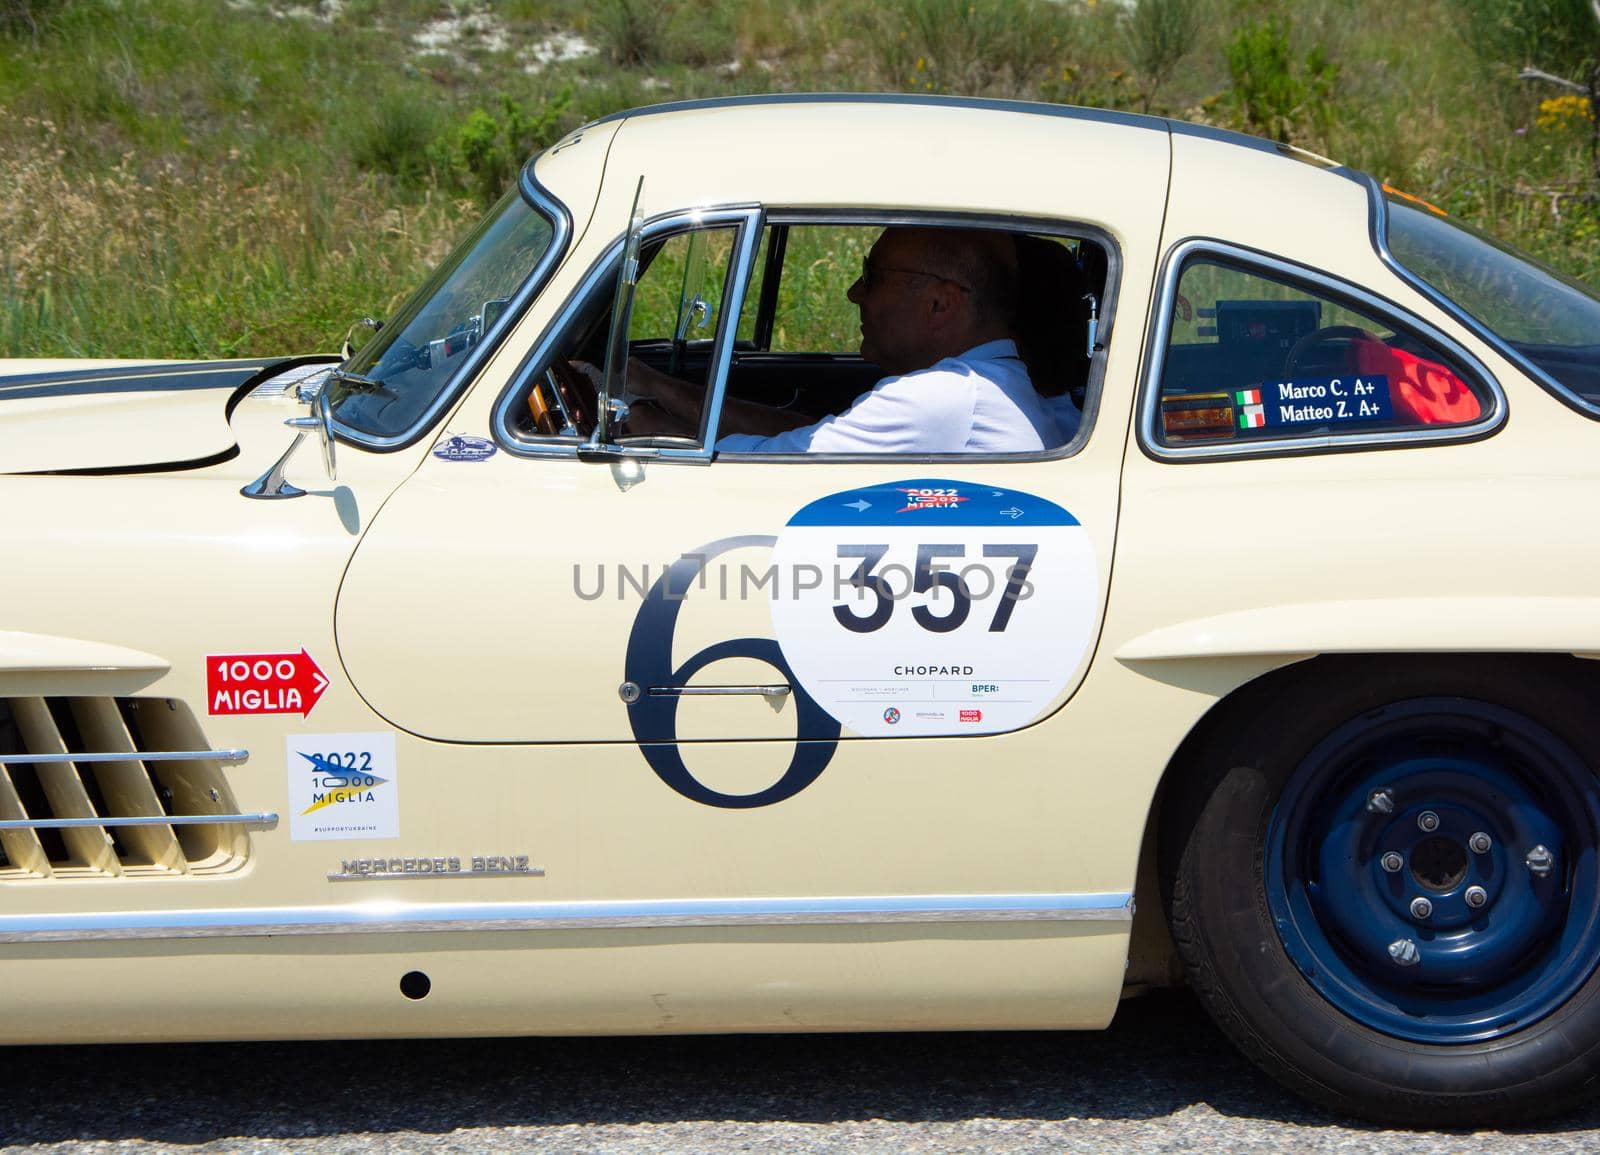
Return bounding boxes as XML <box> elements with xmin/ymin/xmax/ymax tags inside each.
<box><xmin>1125</xmin><ymin>0</ymin><xmax>1200</xmax><ymax>111</ymax></box>
<box><xmin>348</xmin><ymin>92</ymin><xmax>443</xmax><ymax>187</ymax></box>
<box><xmin>1460</xmin><ymin>0</ymin><xmax>1597</xmax><ymax>78</ymax></box>
<box><xmin>437</xmin><ymin>91</ymin><xmax>572</xmax><ymax>204</ymax></box>
<box><xmin>1223</xmin><ymin>17</ymin><xmax>1339</xmax><ymax>144</ymax></box>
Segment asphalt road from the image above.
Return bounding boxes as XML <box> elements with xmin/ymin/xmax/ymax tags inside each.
<box><xmin>2</xmin><ymin>990</ymin><xmax>1598</xmax><ymax>1153</ymax></box>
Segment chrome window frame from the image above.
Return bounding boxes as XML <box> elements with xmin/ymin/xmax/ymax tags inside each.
<box><xmin>1138</xmin><ymin>238</ymin><xmax>1506</xmax><ymax>463</ymax></box>
<box><xmin>1364</xmin><ymin>171</ymin><xmax>1600</xmax><ymax>422</ymax></box>
<box><xmin>491</xmin><ymin>205</ymin><xmax>765</xmax><ymax>463</ymax></box>
<box><xmin>708</xmin><ymin>209</ymin><xmax>1119</xmax><ymax>465</ymax></box>
<box><xmin>331</xmin><ymin>163</ymin><xmax>573</xmax><ymax>453</ymax></box>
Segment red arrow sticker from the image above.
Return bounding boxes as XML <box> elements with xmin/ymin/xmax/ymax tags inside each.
<box><xmin>206</xmin><ymin>650</ymin><xmax>329</xmax><ymax>717</ymax></box>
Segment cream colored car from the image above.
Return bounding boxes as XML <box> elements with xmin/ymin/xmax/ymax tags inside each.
<box><xmin>4</xmin><ymin>95</ymin><xmax>1600</xmax><ymax>1127</ymax></box>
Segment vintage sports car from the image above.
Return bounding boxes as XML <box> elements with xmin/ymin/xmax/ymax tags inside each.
<box><xmin>3</xmin><ymin>95</ymin><xmax>1600</xmax><ymax>1126</ymax></box>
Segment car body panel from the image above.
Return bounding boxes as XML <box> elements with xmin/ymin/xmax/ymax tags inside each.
<box><xmin>0</xmin><ymin>359</ymin><xmax>287</xmax><ymax>473</ymax></box>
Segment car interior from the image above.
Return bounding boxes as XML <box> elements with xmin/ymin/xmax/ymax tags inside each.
<box><xmin>513</xmin><ymin>222</ymin><xmax>1107</xmax><ymax>450</ymax></box>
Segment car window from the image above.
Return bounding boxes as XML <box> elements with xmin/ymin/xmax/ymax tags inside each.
<box><xmin>715</xmin><ymin>221</ymin><xmax>1102</xmax><ymax>457</ymax></box>
<box><xmin>764</xmin><ymin>225</ymin><xmax>878</xmax><ymax>353</ymax></box>
<box><xmin>506</xmin><ymin>219</ymin><xmax>744</xmax><ymax>447</ymax></box>
<box><xmin>630</xmin><ymin>228</ymin><xmax>738</xmax><ymax>375</ymax></box>
<box><xmin>1156</xmin><ymin>258</ymin><xmax>1488</xmax><ymax>446</ymax></box>
<box><xmin>334</xmin><ymin>187</ymin><xmax>557</xmax><ymax>442</ymax></box>
<box><xmin>1383</xmin><ymin>191</ymin><xmax>1600</xmax><ymax>406</ymax></box>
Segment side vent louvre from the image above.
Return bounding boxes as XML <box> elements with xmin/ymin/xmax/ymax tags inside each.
<box><xmin>0</xmin><ymin>697</ymin><xmax>263</xmax><ymax>880</ymax></box>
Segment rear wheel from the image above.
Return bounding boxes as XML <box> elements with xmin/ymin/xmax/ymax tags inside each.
<box><xmin>1165</xmin><ymin>657</ymin><xmax>1600</xmax><ymax>1126</ymax></box>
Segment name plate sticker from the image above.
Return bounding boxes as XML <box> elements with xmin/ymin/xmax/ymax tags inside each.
<box><xmin>769</xmin><ymin>480</ymin><xmax>1097</xmax><ymax>737</ymax></box>
<box><xmin>208</xmin><ymin>649</ymin><xmax>329</xmax><ymax>717</ymax></box>
<box><xmin>1236</xmin><ymin>375</ymin><xmax>1392</xmax><ymax>430</ymax></box>
<box><xmin>287</xmin><ymin>732</ymin><xmax>398</xmax><ymax>841</ymax></box>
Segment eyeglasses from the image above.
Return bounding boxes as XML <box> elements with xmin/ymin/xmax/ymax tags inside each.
<box><xmin>857</xmin><ymin>260</ymin><xmax>972</xmax><ymax>294</ymax></box>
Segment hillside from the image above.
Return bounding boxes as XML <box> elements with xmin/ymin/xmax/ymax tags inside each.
<box><xmin>2</xmin><ymin>0</ymin><xmax>1596</xmax><ymax>356</ymax></box>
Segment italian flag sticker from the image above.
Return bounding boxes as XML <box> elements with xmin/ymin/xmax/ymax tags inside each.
<box><xmin>1236</xmin><ymin>388</ymin><xmax>1265</xmax><ymax>428</ymax></box>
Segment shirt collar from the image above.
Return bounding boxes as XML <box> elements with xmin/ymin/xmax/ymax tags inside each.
<box><xmin>960</xmin><ymin>338</ymin><xmax>1020</xmax><ymax>362</ymax></box>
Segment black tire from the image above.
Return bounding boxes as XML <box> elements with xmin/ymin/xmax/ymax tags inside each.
<box><xmin>1163</xmin><ymin>655</ymin><xmax>1600</xmax><ymax>1126</ymax></box>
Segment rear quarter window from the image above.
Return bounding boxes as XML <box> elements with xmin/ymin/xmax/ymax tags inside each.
<box><xmin>1152</xmin><ymin>253</ymin><xmax>1493</xmax><ymax>453</ymax></box>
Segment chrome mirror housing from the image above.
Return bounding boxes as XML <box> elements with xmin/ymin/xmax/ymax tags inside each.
<box><xmin>241</xmin><ymin>385</ymin><xmax>337</xmax><ymax>500</ymax></box>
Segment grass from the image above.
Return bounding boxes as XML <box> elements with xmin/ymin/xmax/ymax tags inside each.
<box><xmin>1</xmin><ymin>0</ymin><xmax>1596</xmax><ymax>358</ymax></box>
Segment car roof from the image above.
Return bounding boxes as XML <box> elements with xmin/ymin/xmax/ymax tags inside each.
<box><xmin>585</xmin><ymin>92</ymin><xmax>1352</xmax><ymax>172</ymax></box>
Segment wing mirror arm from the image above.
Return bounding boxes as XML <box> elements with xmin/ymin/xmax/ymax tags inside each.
<box><xmin>241</xmin><ymin>389</ymin><xmax>337</xmax><ymax>501</ymax></box>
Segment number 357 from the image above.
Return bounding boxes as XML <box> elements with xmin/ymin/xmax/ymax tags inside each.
<box><xmin>833</xmin><ymin>543</ymin><xmax>1037</xmax><ymax>635</ymax></box>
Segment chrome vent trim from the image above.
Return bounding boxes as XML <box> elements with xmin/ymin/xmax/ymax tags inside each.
<box><xmin>0</xmin><ymin>697</ymin><xmax>257</xmax><ymax>879</ymax></box>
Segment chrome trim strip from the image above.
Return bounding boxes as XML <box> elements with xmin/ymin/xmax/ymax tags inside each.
<box><xmin>0</xmin><ymin>812</ymin><xmax>277</xmax><ymax>830</ymax></box>
<box><xmin>1138</xmin><ymin>238</ymin><xmax>1507</xmax><ymax>462</ymax></box>
<box><xmin>648</xmin><ymin>684</ymin><xmax>791</xmax><ymax>698</ymax></box>
<box><xmin>331</xmin><ymin>166</ymin><xmax>574</xmax><ymax>453</ymax></box>
<box><xmin>697</xmin><ymin>208</ymin><xmax>764</xmax><ymax>450</ymax></box>
<box><xmin>0</xmin><ymin>749</ymin><xmax>249</xmax><ymax>766</ymax></box>
<box><xmin>0</xmin><ymin>892</ymin><xmax>1134</xmax><ymax>943</ymax></box>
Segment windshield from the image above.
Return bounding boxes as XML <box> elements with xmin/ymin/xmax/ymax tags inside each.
<box><xmin>331</xmin><ymin>186</ymin><xmax>557</xmax><ymax>440</ymax></box>
<box><xmin>1383</xmin><ymin>192</ymin><xmax>1600</xmax><ymax>404</ymax></box>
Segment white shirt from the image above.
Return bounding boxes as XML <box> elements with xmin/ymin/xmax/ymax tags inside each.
<box><xmin>1041</xmin><ymin>391</ymin><xmax>1082</xmax><ymax>442</ymax></box>
<box><xmin>715</xmin><ymin>339</ymin><xmax>1061</xmax><ymax>454</ymax></box>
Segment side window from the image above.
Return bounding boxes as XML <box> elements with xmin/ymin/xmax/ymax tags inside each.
<box><xmin>629</xmin><ymin>228</ymin><xmax>738</xmax><ymax>380</ymax></box>
<box><xmin>718</xmin><ymin>221</ymin><xmax>1105</xmax><ymax>456</ymax></box>
<box><xmin>766</xmin><ymin>225</ymin><xmax>877</xmax><ymax>352</ymax></box>
<box><xmin>507</xmin><ymin>221</ymin><xmax>742</xmax><ymax>446</ymax></box>
<box><xmin>1156</xmin><ymin>259</ymin><xmax>1487</xmax><ymax>446</ymax></box>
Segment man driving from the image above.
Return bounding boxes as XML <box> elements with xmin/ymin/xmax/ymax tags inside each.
<box><xmin>616</xmin><ymin>226</ymin><xmax>1069</xmax><ymax>453</ymax></box>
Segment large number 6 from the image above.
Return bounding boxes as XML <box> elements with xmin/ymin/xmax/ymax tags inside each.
<box><xmin>623</xmin><ymin>536</ymin><xmax>842</xmax><ymax>809</ymax></box>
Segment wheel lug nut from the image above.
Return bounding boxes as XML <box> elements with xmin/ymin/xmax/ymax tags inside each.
<box><xmin>1469</xmin><ymin>831</ymin><xmax>1492</xmax><ymax>854</ymax></box>
<box><xmin>1465</xmin><ymin>885</ymin><xmax>1488</xmax><ymax>908</ymax></box>
<box><xmin>1388</xmin><ymin>939</ymin><xmax>1420</xmax><ymax>966</ymax></box>
<box><xmin>1410</xmin><ymin>897</ymin><xmax>1434</xmax><ymax>919</ymax></box>
<box><xmin>1526</xmin><ymin>845</ymin><xmax>1555</xmax><ymax>877</ymax></box>
<box><xmin>1417</xmin><ymin>810</ymin><xmax>1440</xmax><ymax>832</ymax></box>
<box><xmin>1367</xmin><ymin>789</ymin><xmax>1395</xmax><ymax>814</ymax></box>
<box><xmin>1380</xmin><ymin>852</ymin><xmax>1404</xmax><ymax>873</ymax></box>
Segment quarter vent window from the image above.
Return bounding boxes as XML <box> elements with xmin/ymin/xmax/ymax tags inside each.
<box><xmin>0</xmin><ymin>697</ymin><xmax>258</xmax><ymax>879</ymax></box>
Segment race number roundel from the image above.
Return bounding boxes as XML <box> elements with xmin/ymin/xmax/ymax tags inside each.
<box><xmin>769</xmin><ymin>480</ymin><xmax>1096</xmax><ymax>737</ymax></box>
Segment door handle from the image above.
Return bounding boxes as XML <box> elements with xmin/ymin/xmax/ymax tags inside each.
<box><xmin>647</xmin><ymin>684</ymin><xmax>792</xmax><ymax>699</ymax></box>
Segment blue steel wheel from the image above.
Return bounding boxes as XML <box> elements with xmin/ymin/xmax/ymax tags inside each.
<box><xmin>1164</xmin><ymin>657</ymin><xmax>1600</xmax><ymax>1127</ymax></box>
<box><xmin>1266</xmin><ymin>698</ymin><xmax>1600</xmax><ymax>1043</ymax></box>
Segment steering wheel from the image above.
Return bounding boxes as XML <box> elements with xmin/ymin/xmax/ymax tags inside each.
<box><xmin>1284</xmin><ymin>325</ymin><xmax>1375</xmax><ymax>378</ymax></box>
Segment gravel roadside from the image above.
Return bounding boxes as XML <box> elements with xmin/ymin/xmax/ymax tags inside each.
<box><xmin>3</xmin><ymin>991</ymin><xmax>1595</xmax><ymax>1153</ymax></box>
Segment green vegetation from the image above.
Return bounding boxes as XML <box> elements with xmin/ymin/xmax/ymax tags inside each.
<box><xmin>2</xmin><ymin>0</ymin><xmax>1596</xmax><ymax>358</ymax></box>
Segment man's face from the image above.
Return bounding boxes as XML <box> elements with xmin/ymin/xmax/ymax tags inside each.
<box><xmin>847</xmin><ymin>231</ymin><xmax>942</xmax><ymax>376</ymax></box>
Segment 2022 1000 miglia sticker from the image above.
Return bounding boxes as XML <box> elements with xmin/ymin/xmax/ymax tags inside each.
<box><xmin>769</xmin><ymin>480</ymin><xmax>1096</xmax><ymax>737</ymax></box>
<box><xmin>286</xmin><ymin>732</ymin><xmax>399</xmax><ymax>841</ymax></box>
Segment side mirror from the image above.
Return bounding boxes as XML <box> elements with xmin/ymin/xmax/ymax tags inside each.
<box><xmin>241</xmin><ymin>387</ymin><xmax>337</xmax><ymax>500</ymax></box>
